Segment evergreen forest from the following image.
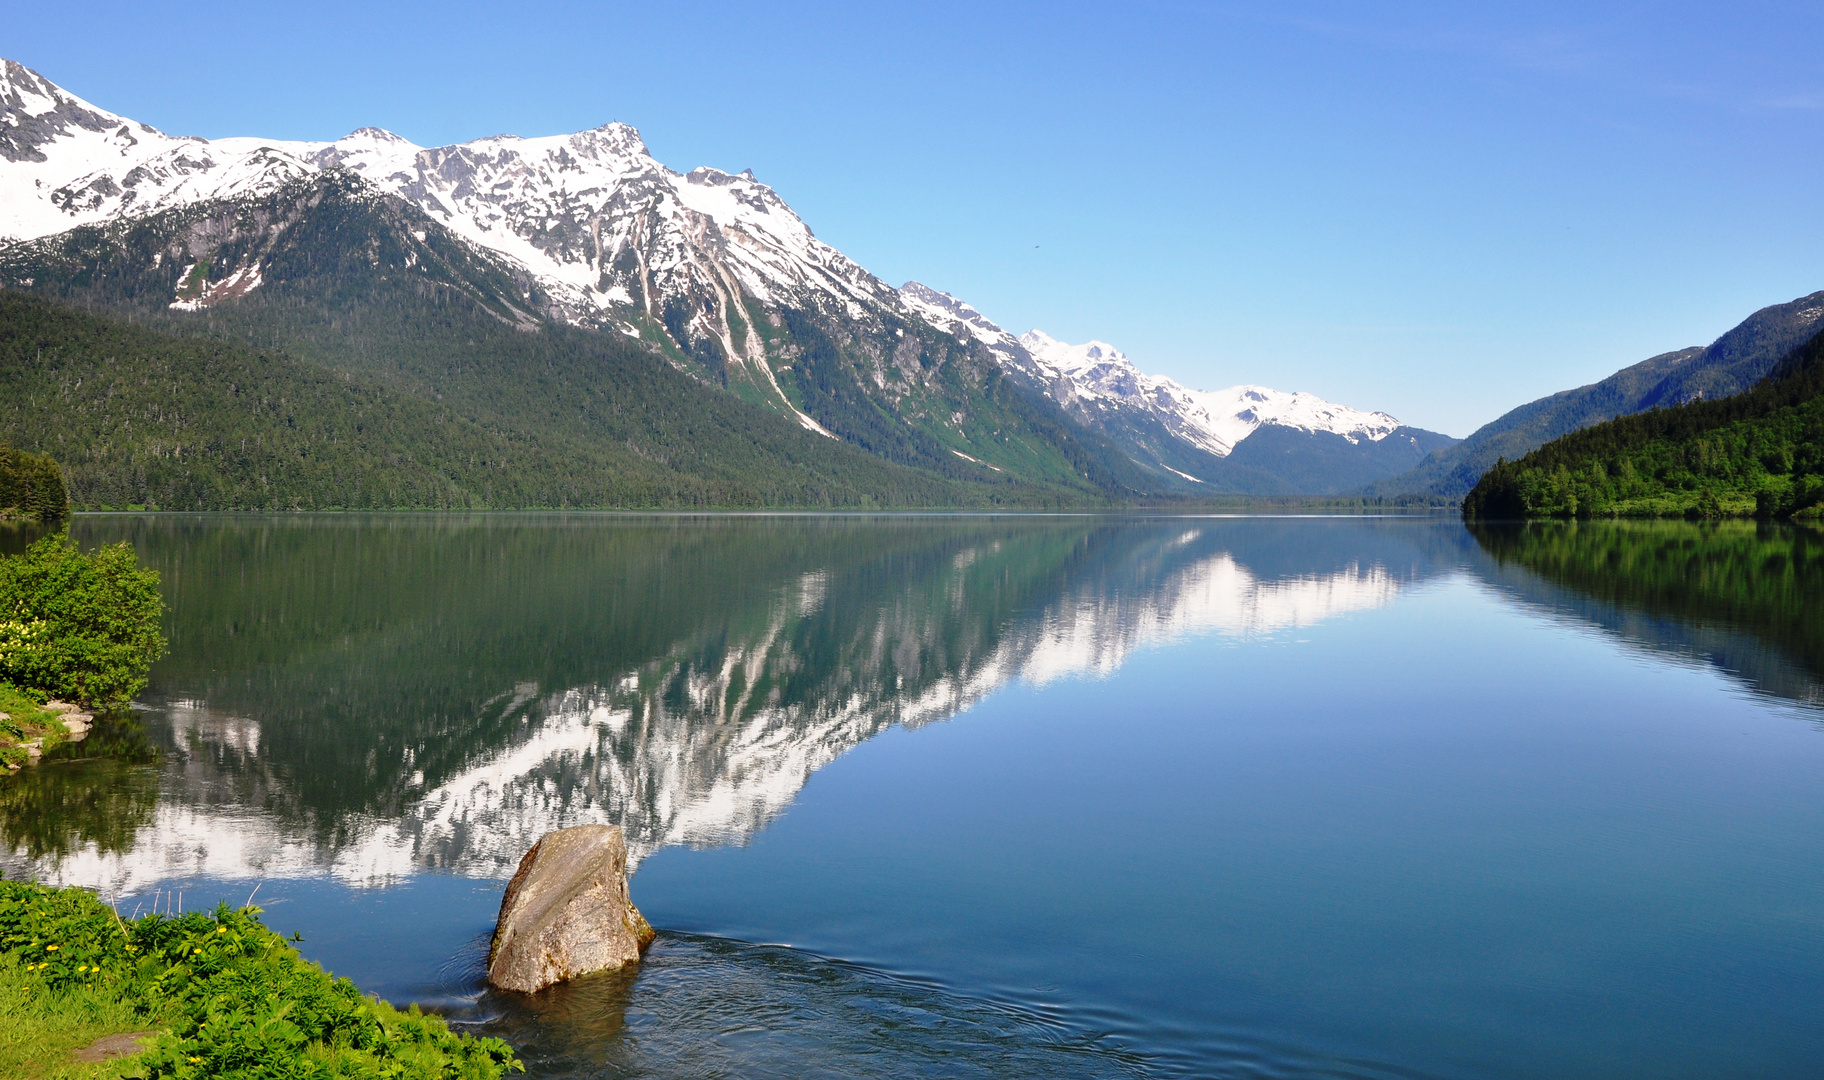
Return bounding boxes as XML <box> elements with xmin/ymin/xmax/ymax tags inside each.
<box><xmin>0</xmin><ymin>292</ymin><xmax>1079</xmax><ymax>510</ymax></box>
<box><xmin>1463</xmin><ymin>327</ymin><xmax>1824</xmax><ymax>520</ymax></box>
<box><xmin>0</xmin><ymin>443</ymin><xmax>66</xmax><ymax>520</ymax></box>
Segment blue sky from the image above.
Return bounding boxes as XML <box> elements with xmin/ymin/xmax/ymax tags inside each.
<box><xmin>6</xmin><ymin>1</ymin><xmax>1822</xmax><ymax>435</ymax></box>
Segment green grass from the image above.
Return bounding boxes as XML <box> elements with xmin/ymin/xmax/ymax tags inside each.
<box><xmin>1</xmin><ymin>682</ymin><xmax>64</xmax><ymax>770</ymax></box>
<box><xmin>0</xmin><ymin>950</ymin><xmax>149</xmax><ymax>1079</ymax></box>
<box><xmin>0</xmin><ymin>880</ymin><xmax>519</xmax><ymax>1079</ymax></box>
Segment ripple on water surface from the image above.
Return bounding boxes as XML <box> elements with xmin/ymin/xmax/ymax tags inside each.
<box><xmin>461</xmin><ymin>933</ymin><xmax>1422</xmax><ymax>1080</ymax></box>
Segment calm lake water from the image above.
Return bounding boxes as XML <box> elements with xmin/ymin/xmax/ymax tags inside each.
<box><xmin>3</xmin><ymin>514</ymin><xmax>1821</xmax><ymax>1079</ymax></box>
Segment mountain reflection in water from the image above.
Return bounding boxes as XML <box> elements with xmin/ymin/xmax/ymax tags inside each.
<box><xmin>3</xmin><ymin>515</ymin><xmax>1822</xmax><ymax>1080</ymax></box>
<box><xmin>5</xmin><ymin>515</ymin><xmax>1822</xmax><ymax>892</ymax></box>
<box><xmin>4</xmin><ymin>515</ymin><xmax>1445</xmax><ymax>890</ymax></box>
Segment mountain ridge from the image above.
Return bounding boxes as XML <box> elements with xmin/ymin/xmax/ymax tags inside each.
<box><xmin>0</xmin><ymin>283</ymin><xmax>1062</xmax><ymax>511</ymax></box>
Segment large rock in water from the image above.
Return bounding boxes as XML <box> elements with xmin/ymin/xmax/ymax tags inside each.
<box><xmin>486</xmin><ymin>825</ymin><xmax>655</xmax><ymax>993</ymax></box>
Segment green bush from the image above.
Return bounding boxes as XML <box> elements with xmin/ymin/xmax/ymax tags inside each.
<box><xmin>0</xmin><ymin>879</ymin><xmax>520</xmax><ymax>1079</ymax></box>
<box><xmin>0</xmin><ymin>533</ymin><xmax>166</xmax><ymax>704</ymax></box>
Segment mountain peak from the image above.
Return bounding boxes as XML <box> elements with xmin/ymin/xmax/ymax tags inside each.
<box><xmin>573</xmin><ymin>121</ymin><xmax>649</xmax><ymax>159</ymax></box>
<box><xmin>1</xmin><ymin>59</ymin><xmax>111</xmax><ymax>121</ymax></box>
<box><xmin>900</xmin><ymin>281</ymin><xmax>974</xmax><ymax>317</ymax></box>
<box><xmin>1017</xmin><ymin>330</ymin><xmax>1132</xmax><ymax>375</ymax></box>
<box><xmin>310</xmin><ymin>126</ymin><xmax>423</xmax><ymax>179</ymax></box>
<box><xmin>2</xmin><ymin>58</ymin><xmax>144</xmax><ymax>167</ymax></box>
<box><xmin>340</xmin><ymin>126</ymin><xmax>413</xmax><ymax>145</ymax></box>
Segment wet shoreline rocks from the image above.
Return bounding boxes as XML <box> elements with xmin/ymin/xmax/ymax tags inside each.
<box><xmin>486</xmin><ymin>824</ymin><xmax>655</xmax><ymax>993</ymax></box>
<box><xmin>2</xmin><ymin>699</ymin><xmax>92</xmax><ymax>773</ymax></box>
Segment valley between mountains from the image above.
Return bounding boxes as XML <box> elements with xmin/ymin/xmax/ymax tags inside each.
<box><xmin>3</xmin><ymin>57</ymin><xmax>1821</xmax><ymax>512</ymax></box>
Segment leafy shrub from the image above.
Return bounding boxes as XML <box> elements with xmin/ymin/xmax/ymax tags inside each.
<box><xmin>0</xmin><ymin>879</ymin><xmax>521</xmax><ymax>1079</ymax></box>
<box><xmin>0</xmin><ymin>532</ymin><xmax>167</xmax><ymax>704</ymax></box>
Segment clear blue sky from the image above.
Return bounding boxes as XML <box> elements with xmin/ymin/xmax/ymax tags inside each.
<box><xmin>6</xmin><ymin>1</ymin><xmax>1822</xmax><ymax>435</ymax></box>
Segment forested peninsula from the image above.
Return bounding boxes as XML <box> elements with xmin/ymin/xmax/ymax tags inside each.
<box><xmin>1463</xmin><ymin>325</ymin><xmax>1824</xmax><ymax>520</ymax></box>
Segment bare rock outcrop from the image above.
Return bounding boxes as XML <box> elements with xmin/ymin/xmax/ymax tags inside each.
<box><xmin>486</xmin><ymin>824</ymin><xmax>655</xmax><ymax>993</ymax></box>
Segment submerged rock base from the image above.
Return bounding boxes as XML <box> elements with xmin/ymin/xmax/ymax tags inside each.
<box><xmin>486</xmin><ymin>824</ymin><xmax>656</xmax><ymax>993</ymax></box>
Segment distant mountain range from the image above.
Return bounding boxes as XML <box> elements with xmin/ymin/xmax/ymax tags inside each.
<box><xmin>898</xmin><ymin>284</ymin><xmax>1456</xmax><ymax>493</ymax></box>
<box><xmin>0</xmin><ymin>58</ymin><xmax>1452</xmax><ymax>503</ymax></box>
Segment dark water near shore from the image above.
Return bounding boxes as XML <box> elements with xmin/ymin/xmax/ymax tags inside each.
<box><xmin>3</xmin><ymin>514</ymin><xmax>1822</xmax><ymax>1078</ymax></box>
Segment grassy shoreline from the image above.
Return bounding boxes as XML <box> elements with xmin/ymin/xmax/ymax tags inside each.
<box><xmin>0</xmin><ymin>881</ymin><xmax>519</xmax><ymax>1079</ymax></box>
<box><xmin>0</xmin><ymin>683</ymin><xmax>68</xmax><ymax>773</ymax></box>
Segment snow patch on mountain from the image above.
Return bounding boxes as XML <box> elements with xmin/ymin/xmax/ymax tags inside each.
<box><xmin>1020</xmin><ymin>329</ymin><xmax>1401</xmax><ymax>455</ymax></box>
<box><xmin>0</xmin><ymin>59</ymin><xmax>312</xmax><ymax>240</ymax></box>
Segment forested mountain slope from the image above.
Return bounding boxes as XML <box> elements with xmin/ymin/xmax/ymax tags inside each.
<box><xmin>0</xmin><ymin>171</ymin><xmax>1161</xmax><ymax>502</ymax></box>
<box><xmin>1373</xmin><ymin>290</ymin><xmax>1824</xmax><ymax>497</ymax></box>
<box><xmin>1463</xmin><ymin>327</ymin><xmax>1824</xmax><ymax>520</ymax></box>
<box><xmin>0</xmin><ymin>291</ymin><xmax>1067</xmax><ymax>510</ymax></box>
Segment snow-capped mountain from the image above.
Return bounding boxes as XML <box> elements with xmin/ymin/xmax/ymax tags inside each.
<box><xmin>5</xmin><ymin>59</ymin><xmax>1167</xmax><ymax>490</ymax></box>
<box><xmin>1</xmin><ymin>58</ymin><xmax>1451</xmax><ymax>494</ymax></box>
<box><xmin>898</xmin><ymin>282</ymin><xmax>1449</xmax><ymax>488</ymax></box>
<box><xmin>1016</xmin><ymin>330</ymin><xmax>1401</xmax><ymax>456</ymax></box>
<box><xmin>0</xmin><ymin>59</ymin><xmax>895</xmax><ymax>436</ymax></box>
<box><xmin>0</xmin><ymin>61</ymin><xmax>885</xmax><ymax>327</ymax></box>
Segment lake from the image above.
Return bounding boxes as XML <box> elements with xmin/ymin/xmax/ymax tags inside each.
<box><xmin>3</xmin><ymin>514</ymin><xmax>1821</xmax><ymax>1079</ymax></box>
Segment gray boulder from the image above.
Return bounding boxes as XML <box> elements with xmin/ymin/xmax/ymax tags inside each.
<box><xmin>486</xmin><ymin>824</ymin><xmax>655</xmax><ymax>993</ymax></box>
